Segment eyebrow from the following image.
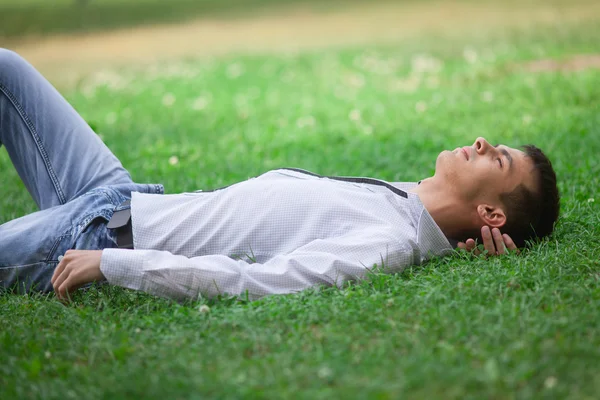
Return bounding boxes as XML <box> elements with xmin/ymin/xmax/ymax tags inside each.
<box><xmin>494</xmin><ymin>144</ymin><xmax>513</xmax><ymax>171</ymax></box>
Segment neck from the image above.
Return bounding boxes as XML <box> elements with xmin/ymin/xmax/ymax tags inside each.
<box><xmin>410</xmin><ymin>177</ymin><xmax>478</xmax><ymax>240</ymax></box>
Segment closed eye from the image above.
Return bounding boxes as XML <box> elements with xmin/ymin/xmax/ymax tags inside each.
<box><xmin>494</xmin><ymin>144</ymin><xmax>513</xmax><ymax>171</ymax></box>
<box><xmin>497</xmin><ymin>158</ymin><xmax>503</xmax><ymax>168</ymax></box>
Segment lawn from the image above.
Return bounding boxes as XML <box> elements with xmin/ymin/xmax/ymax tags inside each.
<box><xmin>1</xmin><ymin>1</ymin><xmax>600</xmax><ymax>398</ymax></box>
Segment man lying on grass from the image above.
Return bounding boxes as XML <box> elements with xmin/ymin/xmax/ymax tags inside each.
<box><xmin>0</xmin><ymin>48</ymin><xmax>560</xmax><ymax>301</ymax></box>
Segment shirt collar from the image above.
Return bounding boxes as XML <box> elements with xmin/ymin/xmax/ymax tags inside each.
<box><xmin>392</xmin><ymin>181</ymin><xmax>454</xmax><ymax>257</ymax></box>
<box><xmin>416</xmin><ymin>206</ymin><xmax>454</xmax><ymax>258</ymax></box>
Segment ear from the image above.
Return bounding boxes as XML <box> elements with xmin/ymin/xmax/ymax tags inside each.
<box><xmin>476</xmin><ymin>204</ymin><xmax>506</xmax><ymax>228</ymax></box>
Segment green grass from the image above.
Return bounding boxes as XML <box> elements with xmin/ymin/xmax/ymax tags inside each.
<box><xmin>2</xmin><ymin>9</ymin><xmax>600</xmax><ymax>400</ymax></box>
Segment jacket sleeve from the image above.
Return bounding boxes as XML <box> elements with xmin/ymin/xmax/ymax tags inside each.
<box><xmin>99</xmin><ymin>229</ymin><xmax>417</xmax><ymax>301</ymax></box>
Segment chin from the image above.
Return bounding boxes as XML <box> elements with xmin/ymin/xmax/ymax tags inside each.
<box><xmin>434</xmin><ymin>150</ymin><xmax>454</xmax><ymax>175</ymax></box>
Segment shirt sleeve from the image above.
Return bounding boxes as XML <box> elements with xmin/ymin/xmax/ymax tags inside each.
<box><xmin>99</xmin><ymin>229</ymin><xmax>418</xmax><ymax>301</ymax></box>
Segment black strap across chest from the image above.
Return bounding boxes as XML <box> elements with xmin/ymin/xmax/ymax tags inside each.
<box><xmin>198</xmin><ymin>168</ymin><xmax>408</xmax><ymax>198</ymax></box>
<box><xmin>281</xmin><ymin>168</ymin><xmax>408</xmax><ymax>198</ymax></box>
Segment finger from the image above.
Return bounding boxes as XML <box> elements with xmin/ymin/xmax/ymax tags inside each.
<box><xmin>465</xmin><ymin>238</ymin><xmax>476</xmax><ymax>251</ymax></box>
<box><xmin>502</xmin><ymin>234</ymin><xmax>520</xmax><ymax>254</ymax></box>
<box><xmin>467</xmin><ymin>238</ymin><xmax>482</xmax><ymax>256</ymax></box>
<box><xmin>481</xmin><ymin>226</ymin><xmax>495</xmax><ymax>255</ymax></box>
<box><xmin>51</xmin><ymin>255</ymin><xmax>67</xmax><ymax>286</ymax></box>
<box><xmin>457</xmin><ymin>242</ymin><xmax>466</xmax><ymax>250</ymax></box>
<box><xmin>59</xmin><ymin>272</ymin><xmax>85</xmax><ymax>301</ymax></box>
<box><xmin>52</xmin><ymin>264</ymin><xmax>71</xmax><ymax>295</ymax></box>
<box><xmin>56</xmin><ymin>277</ymin><xmax>67</xmax><ymax>299</ymax></box>
<box><xmin>492</xmin><ymin>228</ymin><xmax>506</xmax><ymax>255</ymax></box>
<box><xmin>57</xmin><ymin>269</ymin><xmax>79</xmax><ymax>300</ymax></box>
<box><xmin>58</xmin><ymin>280</ymin><xmax>73</xmax><ymax>301</ymax></box>
<box><xmin>462</xmin><ymin>238</ymin><xmax>481</xmax><ymax>256</ymax></box>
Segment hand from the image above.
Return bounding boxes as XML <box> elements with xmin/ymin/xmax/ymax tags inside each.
<box><xmin>457</xmin><ymin>226</ymin><xmax>519</xmax><ymax>257</ymax></box>
<box><xmin>51</xmin><ymin>250</ymin><xmax>105</xmax><ymax>300</ymax></box>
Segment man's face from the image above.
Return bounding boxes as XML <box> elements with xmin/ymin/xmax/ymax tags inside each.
<box><xmin>435</xmin><ymin>137</ymin><xmax>537</xmax><ymax>205</ymax></box>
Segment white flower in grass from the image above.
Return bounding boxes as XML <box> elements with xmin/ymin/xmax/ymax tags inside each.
<box><xmin>367</xmin><ymin>58</ymin><xmax>396</xmax><ymax>76</ymax></box>
<box><xmin>168</xmin><ymin>156</ymin><xmax>179</xmax><ymax>166</ymax></box>
<box><xmin>415</xmin><ymin>101</ymin><xmax>427</xmax><ymax>113</ymax></box>
<box><xmin>463</xmin><ymin>47</ymin><xmax>478</xmax><ymax>64</ymax></box>
<box><xmin>226</xmin><ymin>63</ymin><xmax>244</xmax><ymax>79</ymax></box>
<box><xmin>198</xmin><ymin>305</ymin><xmax>211</xmax><ymax>313</ymax></box>
<box><xmin>482</xmin><ymin>91</ymin><xmax>494</xmax><ymax>103</ymax></box>
<box><xmin>525</xmin><ymin>77</ymin><xmax>537</xmax><ymax>88</ymax></box>
<box><xmin>354</xmin><ymin>53</ymin><xmax>392</xmax><ymax>74</ymax></box>
<box><xmin>238</xmin><ymin>109</ymin><xmax>250</xmax><ymax>120</ymax></box>
<box><xmin>162</xmin><ymin>93</ymin><xmax>176</xmax><ymax>107</ymax></box>
<box><xmin>544</xmin><ymin>376</ymin><xmax>557</xmax><ymax>389</ymax></box>
<box><xmin>334</xmin><ymin>86</ymin><xmax>354</xmax><ymax>100</ymax></box>
<box><xmin>296</xmin><ymin>116</ymin><xmax>315</xmax><ymax>128</ymax></box>
<box><xmin>191</xmin><ymin>96</ymin><xmax>209</xmax><ymax>111</ymax></box>
<box><xmin>234</xmin><ymin>372</ymin><xmax>247</xmax><ymax>384</ymax></box>
<box><xmin>349</xmin><ymin>109</ymin><xmax>361</xmax><ymax>122</ymax></box>
<box><xmin>81</xmin><ymin>85</ymin><xmax>96</xmax><ymax>99</ymax></box>
<box><xmin>390</xmin><ymin>76</ymin><xmax>420</xmax><ymax>93</ymax></box>
<box><xmin>317</xmin><ymin>366</ymin><xmax>333</xmax><ymax>379</ymax></box>
<box><xmin>588</xmin><ymin>198</ymin><xmax>595</xmax><ymax>203</ymax></box>
<box><xmin>88</xmin><ymin>70</ymin><xmax>130</xmax><ymax>92</ymax></box>
<box><xmin>345</xmin><ymin>73</ymin><xmax>365</xmax><ymax>88</ymax></box>
<box><xmin>44</xmin><ymin>351</ymin><xmax>51</xmax><ymax>359</ymax></box>
<box><xmin>411</xmin><ymin>54</ymin><xmax>442</xmax><ymax>74</ymax></box>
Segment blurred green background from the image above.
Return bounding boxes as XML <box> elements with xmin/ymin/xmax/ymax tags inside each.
<box><xmin>0</xmin><ymin>0</ymin><xmax>390</xmax><ymax>38</ymax></box>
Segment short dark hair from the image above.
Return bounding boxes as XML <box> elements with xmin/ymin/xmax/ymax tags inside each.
<box><xmin>499</xmin><ymin>145</ymin><xmax>560</xmax><ymax>248</ymax></box>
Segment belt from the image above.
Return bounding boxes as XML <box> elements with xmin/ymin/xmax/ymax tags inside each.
<box><xmin>107</xmin><ymin>200</ymin><xmax>134</xmax><ymax>249</ymax></box>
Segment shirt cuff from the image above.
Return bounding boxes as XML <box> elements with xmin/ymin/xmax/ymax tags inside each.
<box><xmin>100</xmin><ymin>248</ymin><xmax>145</xmax><ymax>291</ymax></box>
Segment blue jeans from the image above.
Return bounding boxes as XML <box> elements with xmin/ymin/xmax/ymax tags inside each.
<box><xmin>0</xmin><ymin>49</ymin><xmax>163</xmax><ymax>293</ymax></box>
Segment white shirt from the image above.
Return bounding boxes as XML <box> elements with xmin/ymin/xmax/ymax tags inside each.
<box><xmin>100</xmin><ymin>169</ymin><xmax>452</xmax><ymax>301</ymax></box>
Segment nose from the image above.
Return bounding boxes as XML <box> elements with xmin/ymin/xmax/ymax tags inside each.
<box><xmin>474</xmin><ymin>137</ymin><xmax>492</xmax><ymax>155</ymax></box>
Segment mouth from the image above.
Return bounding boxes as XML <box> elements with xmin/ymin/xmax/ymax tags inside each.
<box><xmin>461</xmin><ymin>147</ymin><xmax>470</xmax><ymax>161</ymax></box>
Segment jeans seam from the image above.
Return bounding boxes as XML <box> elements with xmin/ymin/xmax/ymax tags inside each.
<box><xmin>101</xmin><ymin>187</ymin><xmax>118</xmax><ymax>205</ymax></box>
<box><xmin>77</xmin><ymin>210</ymin><xmax>113</xmax><ymax>231</ymax></box>
<box><xmin>0</xmin><ymin>82</ymin><xmax>66</xmax><ymax>204</ymax></box>
<box><xmin>44</xmin><ymin>233</ymin><xmax>71</xmax><ymax>263</ymax></box>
